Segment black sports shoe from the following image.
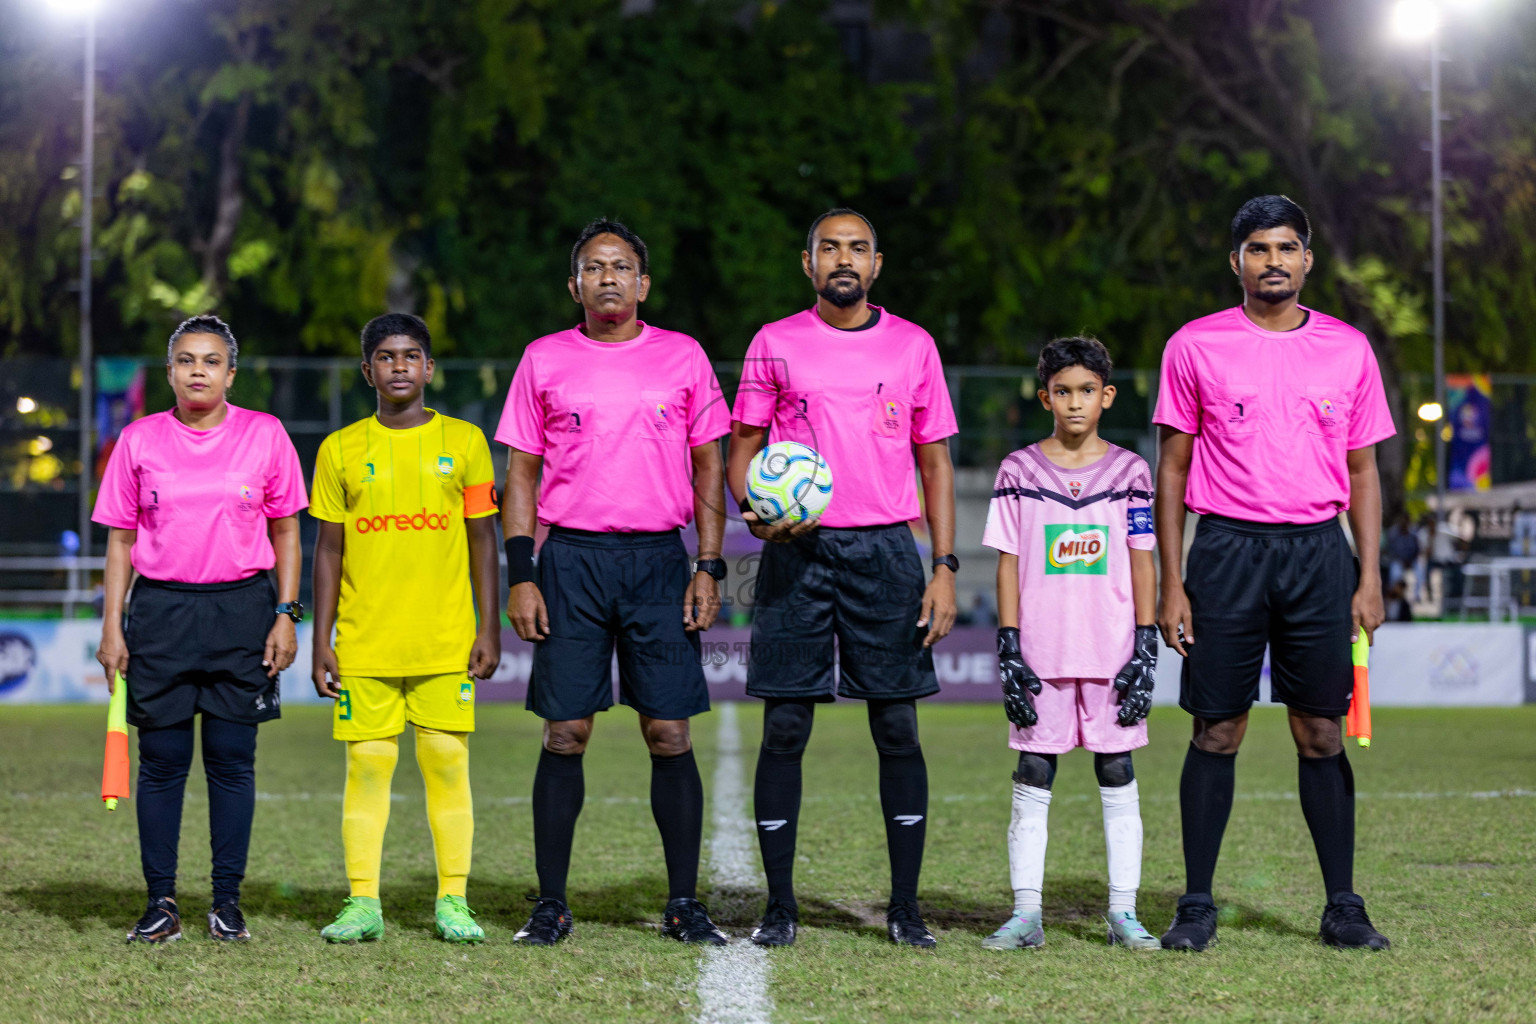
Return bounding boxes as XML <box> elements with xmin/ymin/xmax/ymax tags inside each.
<box><xmin>513</xmin><ymin>896</ymin><xmax>573</xmax><ymax>946</ymax></box>
<box><xmin>127</xmin><ymin>896</ymin><xmax>182</xmax><ymax>944</ymax></box>
<box><xmin>1161</xmin><ymin>893</ymin><xmax>1218</xmax><ymax>951</ymax></box>
<box><xmin>1319</xmin><ymin>892</ymin><xmax>1390</xmax><ymax>950</ymax></box>
<box><xmin>661</xmin><ymin>898</ymin><xmax>729</xmax><ymax>945</ymax></box>
<box><xmin>208</xmin><ymin>902</ymin><xmax>250</xmax><ymax>941</ymax></box>
<box><xmin>749</xmin><ymin>898</ymin><xmax>799</xmax><ymax>947</ymax></box>
<box><xmin>886</xmin><ymin>901</ymin><xmax>937</xmax><ymax>948</ymax></box>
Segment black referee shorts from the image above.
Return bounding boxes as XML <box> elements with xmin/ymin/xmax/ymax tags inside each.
<box><xmin>1181</xmin><ymin>514</ymin><xmax>1356</xmax><ymax>720</ymax></box>
<box><xmin>528</xmin><ymin>527</ymin><xmax>709</xmax><ymax>722</ymax></box>
<box><xmin>747</xmin><ymin>523</ymin><xmax>938</xmax><ymax>702</ymax></box>
<box><xmin>125</xmin><ymin>574</ymin><xmax>281</xmax><ymax>729</ymax></box>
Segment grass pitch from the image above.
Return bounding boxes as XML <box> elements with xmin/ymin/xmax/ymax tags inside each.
<box><xmin>1</xmin><ymin>703</ymin><xmax>1532</xmax><ymax>1023</ymax></box>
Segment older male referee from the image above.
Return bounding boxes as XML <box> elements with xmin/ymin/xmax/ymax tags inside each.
<box><xmin>1154</xmin><ymin>195</ymin><xmax>1395</xmax><ymax>952</ymax></box>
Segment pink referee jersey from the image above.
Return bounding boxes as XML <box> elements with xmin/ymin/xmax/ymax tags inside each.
<box><xmin>731</xmin><ymin>306</ymin><xmax>958</xmax><ymax>527</ymax></box>
<box><xmin>92</xmin><ymin>404</ymin><xmax>309</xmax><ymax>583</ymax></box>
<box><xmin>982</xmin><ymin>442</ymin><xmax>1154</xmax><ymax>681</ymax></box>
<box><xmin>1153</xmin><ymin>306</ymin><xmax>1396</xmax><ymax>524</ymax></box>
<box><xmin>495</xmin><ymin>322</ymin><xmax>730</xmax><ymax>532</ymax></box>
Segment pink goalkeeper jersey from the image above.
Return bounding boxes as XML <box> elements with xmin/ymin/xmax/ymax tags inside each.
<box><xmin>982</xmin><ymin>443</ymin><xmax>1154</xmax><ymax>680</ymax></box>
<box><xmin>495</xmin><ymin>322</ymin><xmax>730</xmax><ymax>532</ymax></box>
<box><xmin>731</xmin><ymin>306</ymin><xmax>958</xmax><ymax>527</ymax></box>
<box><xmin>1153</xmin><ymin>306</ymin><xmax>1396</xmax><ymax>524</ymax></box>
<box><xmin>92</xmin><ymin>404</ymin><xmax>309</xmax><ymax>583</ymax></box>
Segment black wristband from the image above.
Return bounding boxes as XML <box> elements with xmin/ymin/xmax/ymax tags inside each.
<box><xmin>505</xmin><ymin>535</ymin><xmax>536</xmax><ymax>587</ymax></box>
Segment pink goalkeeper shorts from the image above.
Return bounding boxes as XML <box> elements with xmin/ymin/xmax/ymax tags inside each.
<box><xmin>1008</xmin><ymin>678</ymin><xmax>1149</xmax><ymax>755</ymax></box>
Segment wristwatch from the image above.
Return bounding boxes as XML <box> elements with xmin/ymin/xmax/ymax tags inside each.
<box><xmin>275</xmin><ymin>601</ymin><xmax>305</xmax><ymax>623</ymax></box>
<box><xmin>932</xmin><ymin>554</ymin><xmax>959</xmax><ymax>575</ymax></box>
<box><xmin>692</xmin><ymin>558</ymin><xmax>727</xmax><ymax>582</ymax></box>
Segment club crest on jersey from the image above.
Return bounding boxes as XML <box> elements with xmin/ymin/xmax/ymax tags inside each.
<box><xmin>436</xmin><ymin>454</ymin><xmax>454</xmax><ymax>478</ymax></box>
<box><xmin>458</xmin><ymin>680</ymin><xmax>474</xmax><ymax>709</ymax></box>
<box><xmin>1067</xmin><ymin>480</ymin><xmax>1083</xmax><ymax>499</ymax></box>
<box><xmin>1044</xmin><ymin>524</ymin><xmax>1109</xmax><ymax>574</ymax></box>
<box><xmin>362</xmin><ymin>462</ymin><xmax>375</xmax><ymax>484</ymax></box>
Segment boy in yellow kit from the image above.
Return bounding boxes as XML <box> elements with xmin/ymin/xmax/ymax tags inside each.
<box><xmin>310</xmin><ymin>313</ymin><xmax>502</xmax><ymax>943</ymax></box>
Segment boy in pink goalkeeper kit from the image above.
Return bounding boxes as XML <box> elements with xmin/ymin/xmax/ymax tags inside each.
<box><xmin>980</xmin><ymin>336</ymin><xmax>1161</xmax><ymax>951</ymax></box>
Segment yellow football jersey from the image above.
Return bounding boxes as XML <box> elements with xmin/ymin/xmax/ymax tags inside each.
<box><xmin>311</xmin><ymin>411</ymin><xmax>497</xmax><ymax>676</ymax></box>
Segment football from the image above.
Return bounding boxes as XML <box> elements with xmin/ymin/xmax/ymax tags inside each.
<box><xmin>745</xmin><ymin>441</ymin><xmax>834</xmax><ymax>524</ymax></box>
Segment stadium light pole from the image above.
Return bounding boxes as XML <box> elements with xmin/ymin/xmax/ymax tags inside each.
<box><xmin>1391</xmin><ymin>0</ymin><xmax>1449</xmax><ymax>533</ymax></box>
<box><xmin>47</xmin><ymin>0</ymin><xmax>99</xmax><ymax>561</ymax></box>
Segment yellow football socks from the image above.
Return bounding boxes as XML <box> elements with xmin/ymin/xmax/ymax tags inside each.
<box><xmin>342</xmin><ymin>737</ymin><xmax>399</xmax><ymax>899</ymax></box>
<box><xmin>415</xmin><ymin>727</ymin><xmax>473</xmax><ymax>899</ymax></box>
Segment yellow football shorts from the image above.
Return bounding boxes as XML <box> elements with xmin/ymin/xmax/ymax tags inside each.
<box><xmin>333</xmin><ymin>673</ymin><xmax>476</xmax><ymax>740</ymax></box>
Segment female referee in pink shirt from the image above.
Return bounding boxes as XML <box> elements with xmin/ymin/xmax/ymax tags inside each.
<box><xmin>94</xmin><ymin>315</ymin><xmax>308</xmax><ymax>944</ymax></box>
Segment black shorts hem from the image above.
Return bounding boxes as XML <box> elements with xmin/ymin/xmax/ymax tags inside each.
<box><xmin>746</xmin><ymin>687</ymin><xmax>838</xmax><ymax>703</ymax></box>
<box><xmin>1177</xmin><ymin>699</ymin><xmax>1254</xmax><ymax>721</ymax></box>
<box><xmin>836</xmin><ymin>682</ymin><xmax>941</xmax><ymax>702</ymax></box>
<box><xmin>618</xmin><ymin>692</ymin><xmax>711</xmax><ymax>721</ymax></box>
<box><xmin>127</xmin><ymin>707</ymin><xmax>280</xmax><ymax>730</ymax></box>
<box><xmin>1273</xmin><ymin>697</ymin><xmax>1351</xmax><ymax>718</ymax></box>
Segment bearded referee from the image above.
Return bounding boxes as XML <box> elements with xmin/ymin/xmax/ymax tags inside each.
<box><xmin>728</xmin><ymin>209</ymin><xmax>959</xmax><ymax>948</ymax></box>
<box><xmin>1155</xmin><ymin>195</ymin><xmax>1395</xmax><ymax>952</ymax></box>
<box><xmin>497</xmin><ymin>219</ymin><xmax>731</xmax><ymax>946</ymax></box>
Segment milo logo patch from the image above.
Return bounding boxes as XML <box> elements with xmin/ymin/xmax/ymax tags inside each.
<box><xmin>1044</xmin><ymin>524</ymin><xmax>1109</xmax><ymax>575</ymax></box>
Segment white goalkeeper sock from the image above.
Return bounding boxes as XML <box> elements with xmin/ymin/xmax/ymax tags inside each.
<box><xmin>1008</xmin><ymin>781</ymin><xmax>1051</xmax><ymax>916</ymax></box>
<box><xmin>1100</xmin><ymin>779</ymin><xmax>1143</xmax><ymax>915</ymax></box>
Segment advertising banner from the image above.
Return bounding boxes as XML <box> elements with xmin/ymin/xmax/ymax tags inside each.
<box><xmin>1</xmin><ymin>622</ymin><xmax>1524</xmax><ymax>709</ymax></box>
<box><xmin>1446</xmin><ymin>373</ymin><xmax>1493</xmax><ymax>492</ymax></box>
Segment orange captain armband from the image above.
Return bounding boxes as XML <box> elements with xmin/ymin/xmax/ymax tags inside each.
<box><xmin>463</xmin><ymin>481</ymin><xmax>498</xmax><ymax>517</ymax></box>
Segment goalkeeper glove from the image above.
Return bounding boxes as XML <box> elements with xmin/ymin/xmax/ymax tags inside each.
<box><xmin>997</xmin><ymin>627</ymin><xmax>1042</xmax><ymax>729</ymax></box>
<box><xmin>1113</xmin><ymin>624</ymin><xmax>1159</xmax><ymax>726</ymax></box>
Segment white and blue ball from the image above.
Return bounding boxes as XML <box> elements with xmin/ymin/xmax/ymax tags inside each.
<box><xmin>746</xmin><ymin>441</ymin><xmax>833</xmax><ymax>524</ymax></box>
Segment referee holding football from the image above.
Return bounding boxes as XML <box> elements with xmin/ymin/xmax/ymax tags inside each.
<box><xmin>1154</xmin><ymin>196</ymin><xmax>1394</xmax><ymax>952</ymax></box>
<box><xmin>728</xmin><ymin>209</ymin><xmax>959</xmax><ymax>948</ymax></box>
<box><xmin>95</xmin><ymin>315</ymin><xmax>308</xmax><ymax>944</ymax></box>
<box><xmin>498</xmin><ymin>219</ymin><xmax>731</xmax><ymax>946</ymax></box>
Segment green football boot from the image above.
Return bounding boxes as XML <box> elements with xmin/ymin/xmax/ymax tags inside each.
<box><xmin>981</xmin><ymin>911</ymin><xmax>1044</xmax><ymax>950</ymax></box>
<box><xmin>435</xmin><ymin>895</ymin><xmax>485</xmax><ymax>944</ymax></box>
<box><xmin>1106</xmin><ymin>911</ymin><xmax>1161</xmax><ymax>950</ymax></box>
<box><xmin>321</xmin><ymin>896</ymin><xmax>385</xmax><ymax>944</ymax></box>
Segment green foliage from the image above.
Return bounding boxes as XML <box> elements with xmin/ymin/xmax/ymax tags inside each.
<box><xmin>1</xmin><ymin>0</ymin><xmax>1533</xmax><ymax>392</ymax></box>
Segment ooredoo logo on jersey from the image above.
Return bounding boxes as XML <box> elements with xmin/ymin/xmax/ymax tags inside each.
<box><xmin>355</xmin><ymin>509</ymin><xmax>454</xmax><ymax>534</ymax></box>
<box><xmin>1044</xmin><ymin>524</ymin><xmax>1109</xmax><ymax>574</ymax></box>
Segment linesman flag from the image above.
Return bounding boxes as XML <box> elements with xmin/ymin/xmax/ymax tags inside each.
<box><xmin>102</xmin><ymin>674</ymin><xmax>130</xmax><ymax>810</ymax></box>
<box><xmin>1346</xmin><ymin>633</ymin><xmax>1372</xmax><ymax>749</ymax></box>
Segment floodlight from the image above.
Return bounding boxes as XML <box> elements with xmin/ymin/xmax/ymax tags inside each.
<box><xmin>1390</xmin><ymin>0</ymin><xmax>1441</xmax><ymax>41</ymax></box>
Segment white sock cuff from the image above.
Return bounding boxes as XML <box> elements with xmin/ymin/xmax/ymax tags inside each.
<box><xmin>1098</xmin><ymin>778</ymin><xmax>1139</xmax><ymax>810</ymax></box>
<box><xmin>1013</xmin><ymin>781</ymin><xmax>1054</xmax><ymax>807</ymax></box>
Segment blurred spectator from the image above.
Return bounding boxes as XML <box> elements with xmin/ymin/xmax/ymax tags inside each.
<box><xmin>1386</xmin><ymin>515</ymin><xmax>1419</xmax><ymax>589</ymax></box>
<box><xmin>1384</xmin><ymin>579</ymin><xmax>1414</xmax><ymax>622</ymax></box>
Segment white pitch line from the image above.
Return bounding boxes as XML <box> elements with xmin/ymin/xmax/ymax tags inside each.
<box><xmin>696</xmin><ymin>701</ymin><xmax>773</xmax><ymax>1024</ymax></box>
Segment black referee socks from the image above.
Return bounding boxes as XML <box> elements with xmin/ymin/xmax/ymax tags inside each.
<box><xmin>870</xmin><ymin>700</ymin><xmax>928</xmax><ymax>906</ymax></box>
<box><xmin>1179</xmin><ymin>743</ymin><xmax>1236</xmax><ymax>897</ymax></box>
<box><xmin>650</xmin><ymin>750</ymin><xmax>705</xmax><ymax>901</ymax></box>
<box><xmin>532</xmin><ymin>748</ymin><xmax>585</xmax><ymax>902</ymax></box>
<box><xmin>1298</xmin><ymin>751</ymin><xmax>1355</xmax><ymax>898</ymax></box>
